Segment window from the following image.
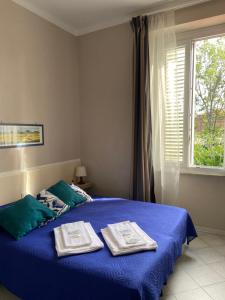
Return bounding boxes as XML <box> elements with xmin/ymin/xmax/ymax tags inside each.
<box><xmin>191</xmin><ymin>35</ymin><xmax>225</xmax><ymax>169</ymax></box>
<box><xmin>165</xmin><ymin>25</ymin><xmax>225</xmax><ymax>175</ymax></box>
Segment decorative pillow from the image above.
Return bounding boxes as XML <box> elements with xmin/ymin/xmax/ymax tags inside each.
<box><xmin>70</xmin><ymin>183</ymin><xmax>93</xmax><ymax>203</ymax></box>
<box><xmin>37</xmin><ymin>190</ymin><xmax>69</xmax><ymax>218</ymax></box>
<box><xmin>47</xmin><ymin>180</ymin><xmax>86</xmax><ymax>207</ymax></box>
<box><xmin>0</xmin><ymin>194</ymin><xmax>56</xmax><ymax>240</ymax></box>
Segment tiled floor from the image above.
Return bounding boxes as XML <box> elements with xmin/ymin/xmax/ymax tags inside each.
<box><xmin>162</xmin><ymin>232</ymin><xmax>225</xmax><ymax>300</ymax></box>
<box><xmin>1</xmin><ymin>232</ymin><xmax>225</xmax><ymax>300</ymax></box>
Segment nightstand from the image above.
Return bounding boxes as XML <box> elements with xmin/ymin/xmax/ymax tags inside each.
<box><xmin>75</xmin><ymin>182</ymin><xmax>93</xmax><ymax>191</ymax></box>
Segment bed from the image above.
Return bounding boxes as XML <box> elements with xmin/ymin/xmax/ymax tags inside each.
<box><xmin>0</xmin><ymin>198</ymin><xmax>197</xmax><ymax>300</ymax></box>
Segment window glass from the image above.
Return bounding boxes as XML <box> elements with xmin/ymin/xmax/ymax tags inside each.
<box><xmin>192</xmin><ymin>35</ymin><xmax>225</xmax><ymax>168</ymax></box>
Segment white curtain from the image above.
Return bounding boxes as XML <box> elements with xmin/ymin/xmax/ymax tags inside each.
<box><xmin>149</xmin><ymin>12</ymin><xmax>181</xmax><ymax>204</ymax></box>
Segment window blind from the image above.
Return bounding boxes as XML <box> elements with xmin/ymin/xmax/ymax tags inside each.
<box><xmin>165</xmin><ymin>46</ymin><xmax>185</xmax><ymax>162</ymax></box>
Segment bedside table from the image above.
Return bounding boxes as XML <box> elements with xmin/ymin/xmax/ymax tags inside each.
<box><xmin>75</xmin><ymin>182</ymin><xmax>93</xmax><ymax>191</ymax></box>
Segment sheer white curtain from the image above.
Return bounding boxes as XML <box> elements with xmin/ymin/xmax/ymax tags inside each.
<box><xmin>149</xmin><ymin>12</ymin><xmax>181</xmax><ymax>204</ymax></box>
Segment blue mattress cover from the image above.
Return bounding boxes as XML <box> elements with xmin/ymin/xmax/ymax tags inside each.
<box><xmin>0</xmin><ymin>198</ymin><xmax>197</xmax><ymax>300</ymax></box>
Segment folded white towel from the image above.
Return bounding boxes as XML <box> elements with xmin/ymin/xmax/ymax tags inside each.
<box><xmin>54</xmin><ymin>222</ymin><xmax>104</xmax><ymax>257</ymax></box>
<box><xmin>101</xmin><ymin>222</ymin><xmax>157</xmax><ymax>256</ymax></box>
<box><xmin>108</xmin><ymin>221</ymin><xmax>146</xmax><ymax>249</ymax></box>
<box><xmin>61</xmin><ymin>221</ymin><xmax>91</xmax><ymax>248</ymax></box>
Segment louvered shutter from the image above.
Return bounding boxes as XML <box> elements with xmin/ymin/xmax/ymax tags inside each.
<box><xmin>165</xmin><ymin>46</ymin><xmax>185</xmax><ymax>162</ymax></box>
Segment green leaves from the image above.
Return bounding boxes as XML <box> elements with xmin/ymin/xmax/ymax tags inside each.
<box><xmin>194</xmin><ymin>143</ymin><xmax>224</xmax><ymax>167</ymax></box>
<box><xmin>194</xmin><ymin>36</ymin><xmax>225</xmax><ymax>167</ymax></box>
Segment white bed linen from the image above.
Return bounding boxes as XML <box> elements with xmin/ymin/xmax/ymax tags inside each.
<box><xmin>101</xmin><ymin>222</ymin><xmax>158</xmax><ymax>256</ymax></box>
<box><xmin>61</xmin><ymin>221</ymin><xmax>91</xmax><ymax>248</ymax></box>
<box><xmin>54</xmin><ymin>222</ymin><xmax>103</xmax><ymax>257</ymax></box>
<box><xmin>108</xmin><ymin>221</ymin><xmax>146</xmax><ymax>249</ymax></box>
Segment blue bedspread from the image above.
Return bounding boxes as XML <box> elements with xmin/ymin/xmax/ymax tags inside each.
<box><xmin>0</xmin><ymin>198</ymin><xmax>197</xmax><ymax>300</ymax></box>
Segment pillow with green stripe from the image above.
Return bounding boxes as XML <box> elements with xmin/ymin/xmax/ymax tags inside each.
<box><xmin>47</xmin><ymin>180</ymin><xmax>86</xmax><ymax>207</ymax></box>
<box><xmin>0</xmin><ymin>194</ymin><xmax>56</xmax><ymax>240</ymax></box>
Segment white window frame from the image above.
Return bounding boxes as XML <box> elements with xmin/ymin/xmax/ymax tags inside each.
<box><xmin>177</xmin><ymin>23</ymin><xmax>225</xmax><ymax>176</ymax></box>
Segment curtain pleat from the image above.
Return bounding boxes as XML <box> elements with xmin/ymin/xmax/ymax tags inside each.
<box><xmin>131</xmin><ymin>16</ymin><xmax>155</xmax><ymax>203</ymax></box>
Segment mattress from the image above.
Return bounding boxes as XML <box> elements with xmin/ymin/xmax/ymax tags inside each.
<box><xmin>0</xmin><ymin>198</ymin><xmax>197</xmax><ymax>300</ymax></box>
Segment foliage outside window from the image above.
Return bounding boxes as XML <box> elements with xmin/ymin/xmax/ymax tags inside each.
<box><xmin>192</xmin><ymin>35</ymin><xmax>225</xmax><ymax>168</ymax></box>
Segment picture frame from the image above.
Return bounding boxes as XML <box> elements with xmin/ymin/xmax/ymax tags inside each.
<box><xmin>0</xmin><ymin>123</ymin><xmax>44</xmax><ymax>149</ymax></box>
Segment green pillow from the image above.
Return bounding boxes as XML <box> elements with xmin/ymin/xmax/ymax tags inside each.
<box><xmin>0</xmin><ymin>194</ymin><xmax>56</xmax><ymax>240</ymax></box>
<box><xmin>47</xmin><ymin>180</ymin><xmax>86</xmax><ymax>207</ymax></box>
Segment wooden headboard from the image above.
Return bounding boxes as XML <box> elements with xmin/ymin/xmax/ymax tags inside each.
<box><xmin>0</xmin><ymin>159</ymin><xmax>80</xmax><ymax>205</ymax></box>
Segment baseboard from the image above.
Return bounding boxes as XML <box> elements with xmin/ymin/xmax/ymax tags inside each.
<box><xmin>196</xmin><ymin>225</ymin><xmax>225</xmax><ymax>236</ymax></box>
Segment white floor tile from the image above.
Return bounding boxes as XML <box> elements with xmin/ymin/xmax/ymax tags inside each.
<box><xmin>199</xmin><ymin>234</ymin><xmax>225</xmax><ymax>247</ymax></box>
<box><xmin>175</xmin><ymin>288</ymin><xmax>212</xmax><ymax>300</ymax></box>
<box><xmin>204</xmin><ymin>281</ymin><xmax>225</xmax><ymax>300</ymax></box>
<box><xmin>161</xmin><ymin>295</ymin><xmax>177</xmax><ymax>300</ymax></box>
<box><xmin>183</xmin><ymin>244</ymin><xmax>203</xmax><ymax>257</ymax></box>
<box><xmin>188</xmin><ymin>238</ymin><xmax>209</xmax><ymax>250</ymax></box>
<box><xmin>209</xmin><ymin>259</ymin><xmax>225</xmax><ymax>278</ymax></box>
<box><xmin>163</xmin><ymin>270</ymin><xmax>199</xmax><ymax>295</ymax></box>
<box><xmin>186</xmin><ymin>265</ymin><xmax>224</xmax><ymax>287</ymax></box>
<box><xmin>176</xmin><ymin>246</ymin><xmax>205</xmax><ymax>272</ymax></box>
<box><xmin>193</xmin><ymin>248</ymin><xmax>224</xmax><ymax>264</ymax></box>
<box><xmin>213</xmin><ymin>245</ymin><xmax>225</xmax><ymax>257</ymax></box>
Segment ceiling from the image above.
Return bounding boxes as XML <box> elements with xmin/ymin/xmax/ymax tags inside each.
<box><xmin>12</xmin><ymin>0</ymin><xmax>209</xmax><ymax>36</ymax></box>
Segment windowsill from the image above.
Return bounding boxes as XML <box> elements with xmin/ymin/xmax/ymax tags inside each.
<box><xmin>181</xmin><ymin>167</ymin><xmax>225</xmax><ymax>176</ymax></box>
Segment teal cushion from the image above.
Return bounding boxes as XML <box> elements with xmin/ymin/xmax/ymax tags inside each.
<box><xmin>0</xmin><ymin>194</ymin><xmax>56</xmax><ymax>240</ymax></box>
<box><xmin>47</xmin><ymin>180</ymin><xmax>86</xmax><ymax>207</ymax></box>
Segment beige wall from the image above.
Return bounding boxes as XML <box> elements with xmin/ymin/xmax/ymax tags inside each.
<box><xmin>179</xmin><ymin>175</ymin><xmax>225</xmax><ymax>231</ymax></box>
<box><xmin>78</xmin><ymin>23</ymin><xmax>133</xmax><ymax>198</ymax></box>
<box><xmin>175</xmin><ymin>0</ymin><xmax>225</xmax><ymax>25</ymax></box>
<box><xmin>1</xmin><ymin>0</ymin><xmax>225</xmax><ymax>230</ymax></box>
<box><xmin>0</xmin><ymin>0</ymin><xmax>80</xmax><ymax>172</ymax></box>
<box><xmin>78</xmin><ymin>1</ymin><xmax>225</xmax><ymax>231</ymax></box>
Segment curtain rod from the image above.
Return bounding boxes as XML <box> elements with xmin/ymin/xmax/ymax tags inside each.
<box><xmin>133</xmin><ymin>0</ymin><xmax>212</xmax><ymax>17</ymax></box>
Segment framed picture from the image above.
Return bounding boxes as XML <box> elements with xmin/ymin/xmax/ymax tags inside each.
<box><xmin>0</xmin><ymin>123</ymin><xmax>44</xmax><ymax>149</ymax></box>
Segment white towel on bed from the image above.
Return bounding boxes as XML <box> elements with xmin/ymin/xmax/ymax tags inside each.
<box><xmin>61</xmin><ymin>221</ymin><xmax>91</xmax><ymax>248</ymax></box>
<box><xmin>107</xmin><ymin>221</ymin><xmax>146</xmax><ymax>249</ymax></box>
<box><xmin>54</xmin><ymin>222</ymin><xmax>104</xmax><ymax>257</ymax></box>
<box><xmin>101</xmin><ymin>222</ymin><xmax>157</xmax><ymax>256</ymax></box>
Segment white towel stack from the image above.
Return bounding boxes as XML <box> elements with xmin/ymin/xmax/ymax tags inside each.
<box><xmin>54</xmin><ymin>221</ymin><xmax>104</xmax><ymax>257</ymax></box>
<box><xmin>101</xmin><ymin>221</ymin><xmax>158</xmax><ymax>256</ymax></box>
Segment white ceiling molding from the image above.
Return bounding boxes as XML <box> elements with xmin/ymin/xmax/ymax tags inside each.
<box><xmin>11</xmin><ymin>0</ymin><xmax>213</xmax><ymax>36</ymax></box>
<box><xmin>73</xmin><ymin>0</ymin><xmax>211</xmax><ymax>36</ymax></box>
<box><xmin>136</xmin><ymin>0</ymin><xmax>211</xmax><ymax>17</ymax></box>
<box><xmin>76</xmin><ymin>17</ymin><xmax>131</xmax><ymax>36</ymax></box>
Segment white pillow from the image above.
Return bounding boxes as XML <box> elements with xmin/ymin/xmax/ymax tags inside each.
<box><xmin>70</xmin><ymin>184</ymin><xmax>93</xmax><ymax>203</ymax></box>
